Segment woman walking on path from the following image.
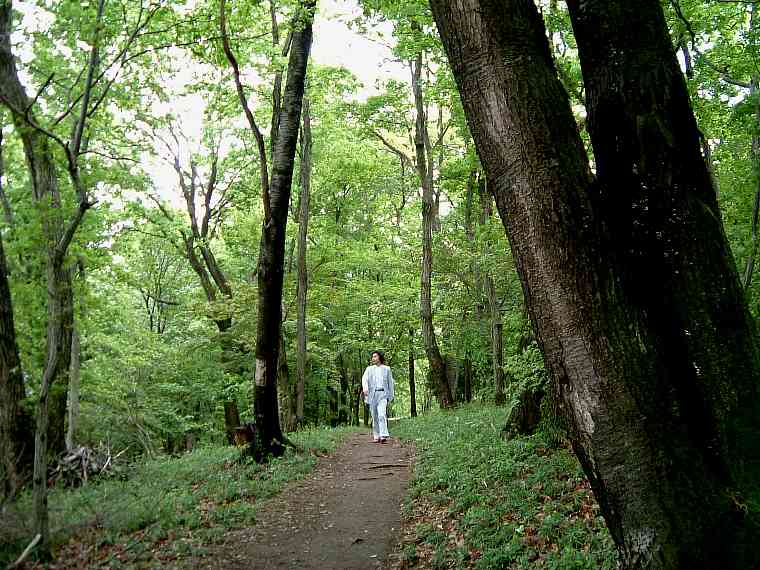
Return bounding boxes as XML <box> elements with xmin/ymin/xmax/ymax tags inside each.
<box><xmin>362</xmin><ymin>350</ymin><xmax>395</xmax><ymax>443</ymax></box>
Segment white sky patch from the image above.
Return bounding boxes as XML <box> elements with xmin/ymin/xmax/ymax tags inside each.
<box><xmin>312</xmin><ymin>1</ymin><xmax>406</xmax><ymax>100</ymax></box>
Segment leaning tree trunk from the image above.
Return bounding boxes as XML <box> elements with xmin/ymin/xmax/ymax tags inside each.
<box><xmin>252</xmin><ymin>3</ymin><xmax>313</xmax><ymax>460</ymax></box>
<box><xmin>430</xmin><ymin>0</ymin><xmax>760</xmax><ymax>568</ymax></box>
<box><xmin>295</xmin><ymin>92</ymin><xmax>312</xmax><ymax>426</ymax></box>
<box><xmin>0</xmin><ymin>231</ymin><xmax>25</xmax><ymax>503</ymax></box>
<box><xmin>567</xmin><ymin>1</ymin><xmax>760</xmax><ymax>566</ymax></box>
<box><xmin>411</xmin><ymin>51</ymin><xmax>452</xmax><ymax>408</ymax></box>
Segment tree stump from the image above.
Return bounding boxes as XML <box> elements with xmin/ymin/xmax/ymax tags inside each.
<box><xmin>232</xmin><ymin>422</ymin><xmax>257</xmax><ymax>447</ymax></box>
<box><xmin>224</xmin><ymin>400</ymin><xmax>241</xmax><ymax>445</ymax></box>
<box><xmin>502</xmin><ymin>387</ymin><xmax>544</xmax><ymax>439</ymax></box>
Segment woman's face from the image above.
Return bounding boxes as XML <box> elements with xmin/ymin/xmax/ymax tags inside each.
<box><xmin>371</xmin><ymin>352</ymin><xmax>381</xmax><ymax>365</ymax></box>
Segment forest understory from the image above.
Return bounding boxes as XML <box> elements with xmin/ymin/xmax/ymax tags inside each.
<box><xmin>2</xmin><ymin>405</ymin><xmax>614</xmax><ymax>569</ymax></box>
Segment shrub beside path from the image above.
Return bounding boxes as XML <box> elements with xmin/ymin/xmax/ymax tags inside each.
<box><xmin>195</xmin><ymin>431</ymin><xmax>413</xmax><ymax>569</ymax></box>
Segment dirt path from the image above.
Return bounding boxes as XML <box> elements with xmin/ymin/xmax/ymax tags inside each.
<box><xmin>195</xmin><ymin>431</ymin><xmax>413</xmax><ymax>569</ymax></box>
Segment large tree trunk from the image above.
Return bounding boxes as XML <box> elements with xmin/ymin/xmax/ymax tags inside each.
<box><xmin>411</xmin><ymin>52</ymin><xmax>452</xmax><ymax>408</ymax></box>
<box><xmin>252</xmin><ymin>3</ymin><xmax>313</xmax><ymax>460</ymax></box>
<box><xmin>295</xmin><ymin>92</ymin><xmax>312</xmax><ymax>426</ymax></box>
<box><xmin>0</xmin><ymin>231</ymin><xmax>25</xmax><ymax>503</ymax></box>
<box><xmin>566</xmin><ymin>1</ymin><xmax>760</xmax><ymax>566</ymax></box>
<box><xmin>430</xmin><ymin>1</ymin><xmax>760</xmax><ymax>568</ymax></box>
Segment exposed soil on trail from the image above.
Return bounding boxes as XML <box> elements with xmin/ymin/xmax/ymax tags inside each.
<box><xmin>194</xmin><ymin>431</ymin><xmax>413</xmax><ymax>569</ymax></box>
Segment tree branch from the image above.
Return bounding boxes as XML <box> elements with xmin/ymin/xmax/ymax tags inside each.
<box><xmin>71</xmin><ymin>0</ymin><xmax>106</xmax><ymax>158</ymax></box>
<box><xmin>220</xmin><ymin>0</ymin><xmax>272</xmax><ymax>223</ymax></box>
<box><xmin>669</xmin><ymin>0</ymin><xmax>752</xmax><ymax>88</ymax></box>
<box><xmin>372</xmin><ymin>129</ymin><xmax>413</xmax><ymax>165</ymax></box>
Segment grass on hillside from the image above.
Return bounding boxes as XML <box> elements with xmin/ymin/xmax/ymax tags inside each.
<box><xmin>391</xmin><ymin>404</ymin><xmax>617</xmax><ymax>569</ymax></box>
<box><xmin>1</xmin><ymin>426</ymin><xmax>360</xmax><ymax>569</ymax></box>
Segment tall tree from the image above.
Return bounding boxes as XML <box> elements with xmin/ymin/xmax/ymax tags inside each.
<box><xmin>295</xmin><ymin>91</ymin><xmax>312</xmax><ymax>426</ymax></box>
<box><xmin>430</xmin><ymin>0</ymin><xmax>760</xmax><ymax>567</ymax></box>
<box><xmin>411</xmin><ymin>48</ymin><xmax>453</xmax><ymax>408</ymax></box>
<box><xmin>221</xmin><ymin>0</ymin><xmax>315</xmax><ymax>458</ymax></box>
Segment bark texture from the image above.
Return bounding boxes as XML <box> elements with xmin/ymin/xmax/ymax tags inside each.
<box><xmin>430</xmin><ymin>0</ymin><xmax>760</xmax><ymax>567</ymax></box>
<box><xmin>252</xmin><ymin>2</ymin><xmax>314</xmax><ymax>459</ymax></box>
<box><xmin>0</xmin><ymin>230</ymin><xmax>25</xmax><ymax>502</ymax></box>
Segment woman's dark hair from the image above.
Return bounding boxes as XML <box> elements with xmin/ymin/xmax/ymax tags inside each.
<box><xmin>371</xmin><ymin>350</ymin><xmax>385</xmax><ymax>364</ymax></box>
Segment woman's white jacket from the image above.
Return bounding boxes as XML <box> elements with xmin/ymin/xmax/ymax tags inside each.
<box><xmin>362</xmin><ymin>364</ymin><xmax>394</xmax><ymax>407</ymax></box>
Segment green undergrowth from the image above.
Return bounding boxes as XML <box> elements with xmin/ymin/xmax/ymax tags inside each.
<box><xmin>393</xmin><ymin>404</ymin><xmax>617</xmax><ymax>569</ymax></box>
<box><xmin>1</xmin><ymin>425</ymin><xmax>360</xmax><ymax>568</ymax></box>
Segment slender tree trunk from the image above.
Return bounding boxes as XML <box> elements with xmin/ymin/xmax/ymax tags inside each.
<box><xmin>352</xmin><ymin>368</ymin><xmax>361</xmax><ymax>426</ymax></box>
<box><xmin>252</xmin><ymin>3</ymin><xmax>313</xmax><ymax>460</ymax></box>
<box><xmin>485</xmin><ymin>276</ymin><xmax>505</xmax><ymax>404</ymax></box>
<box><xmin>411</xmin><ymin>52</ymin><xmax>452</xmax><ymax>408</ymax></box>
<box><xmin>0</xmin><ymin>231</ymin><xmax>24</xmax><ymax>503</ymax></box>
<box><xmin>295</xmin><ymin>92</ymin><xmax>312</xmax><ymax>426</ymax></box>
<box><xmin>463</xmin><ymin>356</ymin><xmax>472</xmax><ymax>403</ymax></box>
<box><xmin>408</xmin><ymin>328</ymin><xmax>417</xmax><ymax>417</ymax></box>
<box><xmin>33</xmin><ymin>253</ymin><xmax>74</xmax><ymax>554</ymax></box>
<box><xmin>65</xmin><ymin>326</ymin><xmax>80</xmax><ymax>451</ymax></box>
<box><xmin>0</xmin><ymin>113</ymin><xmax>12</xmax><ymax>225</ymax></box>
<box><xmin>276</xmin><ymin>333</ymin><xmax>295</xmax><ymax>432</ymax></box>
<box><xmin>475</xmin><ymin>172</ymin><xmax>504</xmax><ymax>401</ymax></box>
<box><xmin>743</xmin><ymin>72</ymin><xmax>759</xmax><ymax>290</ymax></box>
<box><xmin>431</xmin><ymin>0</ymin><xmax>760</xmax><ymax>567</ymax></box>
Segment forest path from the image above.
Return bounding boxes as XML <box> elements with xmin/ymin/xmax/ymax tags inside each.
<box><xmin>194</xmin><ymin>431</ymin><xmax>413</xmax><ymax>569</ymax></box>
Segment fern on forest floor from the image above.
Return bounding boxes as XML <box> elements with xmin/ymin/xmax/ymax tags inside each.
<box><xmin>392</xmin><ymin>404</ymin><xmax>617</xmax><ymax>569</ymax></box>
<box><xmin>1</xmin><ymin>426</ymin><xmax>360</xmax><ymax>568</ymax></box>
